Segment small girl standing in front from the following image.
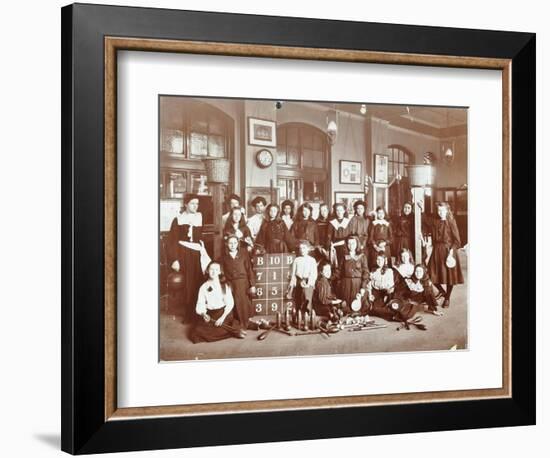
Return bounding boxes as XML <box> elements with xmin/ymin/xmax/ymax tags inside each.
<box><xmin>221</xmin><ymin>235</ymin><xmax>257</xmax><ymax>330</ymax></box>
<box><xmin>288</xmin><ymin>240</ymin><xmax>318</xmax><ymax>313</ymax></box>
<box><xmin>190</xmin><ymin>261</ymin><xmax>245</xmax><ymax>343</ymax></box>
<box><xmin>338</xmin><ymin>235</ymin><xmax>370</xmax><ymax>313</ymax></box>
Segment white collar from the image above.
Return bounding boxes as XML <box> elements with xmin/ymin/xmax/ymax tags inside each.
<box><xmin>372</xmin><ymin>219</ymin><xmax>389</xmax><ymax>226</ymax></box>
<box><xmin>177</xmin><ymin>211</ymin><xmax>202</xmax><ymax>226</ymax></box>
<box><xmin>345</xmin><ymin>253</ymin><xmax>363</xmax><ymax>261</ymax></box>
<box><xmin>395</xmin><ymin>263</ymin><xmax>414</xmax><ymax>276</ymax></box>
<box><xmin>330</xmin><ymin>217</ymin><xmax>350</xmax><ymax>230</ymax></box>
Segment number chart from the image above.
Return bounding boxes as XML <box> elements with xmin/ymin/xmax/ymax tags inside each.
<box><xmin>251</xmin><ymin>253</ymin><xmax>295</xmax><ymax>316</ymax></box>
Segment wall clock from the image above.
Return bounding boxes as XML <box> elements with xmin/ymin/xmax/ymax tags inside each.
<box><xmin>256</xmin><ymin>149</ymin><xmax>274</xmax><ymax>168</ymax></box>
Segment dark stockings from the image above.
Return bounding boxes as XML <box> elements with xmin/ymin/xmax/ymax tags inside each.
<box><xmin>435</xmin><ymin>284</ymin><xmax>446</xmax><ymax>297</ymax></box>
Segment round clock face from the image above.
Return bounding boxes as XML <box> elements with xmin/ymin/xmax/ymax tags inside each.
<box><xmin>256</xmin><ymin>149</ymin><xmax>273</xmax><ymax>168</ymax></box>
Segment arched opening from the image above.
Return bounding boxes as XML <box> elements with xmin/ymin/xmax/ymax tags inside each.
<box><xmin>159</xmin><ymin>98</ymin><xmax>235</xmax><ymax>292</ymax></box>
<box><xmin>276</xmin><ymin>122</ymin><xmax>330</xmax><ymax>213</ymax></box>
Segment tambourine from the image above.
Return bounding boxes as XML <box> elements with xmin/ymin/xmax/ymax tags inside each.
<box><xmin>446</xmin><ymin>254</ymin><xmax>457</xmax><ymax>269</ymax></box>
<box><xmin>350</xmin><ymin>298</ymin><xmax>362</xmax><ymax>312</ymax></box>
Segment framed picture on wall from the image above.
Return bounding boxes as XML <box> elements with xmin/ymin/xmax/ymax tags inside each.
<box><xmin>62</xmin><ymin>3</ymin><xmax>534</xmax><ymax>454</ymax></box>
<box><xmin>339</xmin><ymin>160</ymin><xmax>362</xmax><ymax>184</ymax></box>
<box><xmin>248</xmin><ymin>117</ymin><xmax>277</xmax><ymax>147</ymax></box>
<box><xmin>374</xmin><ymin>154</ymin><xmax>389</xmax><ymax>183</ymax></box>
<box><xmin>334</xmin><ymin>191</ymin><xmax>366</xmax><ymax>215</ymax></box>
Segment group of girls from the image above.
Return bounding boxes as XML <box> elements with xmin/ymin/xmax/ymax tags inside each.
<box><xmin>167</xmin><ymin>192</ymin><xmax>464</xmax><ymax>342</ymax></box>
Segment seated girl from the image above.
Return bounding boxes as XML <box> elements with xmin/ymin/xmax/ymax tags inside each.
<box><xmin>288</xmin><ymin>240</ymin><xmax>318</xmax><ymax>313</ymax></box>
<box><xmin>367</xmin><ymin>252</ymin><xmax>396</xmax><ymax>319</ymax></box>
<box><xmin>393</xmin><ymin>248</ymin><xmax>415</xmax><ymax>298</ymax></box>
<box><xmin>190</xmin><ymin>261</ymin><xmax>246</xmax><ymax>343</ymax></box>
<box><xmin>313</xmin><ymin>261</ymin><xmax>348</xmax><ymax>319</ymax></box>
<box><xmin>338</xmin><ymin>235</ymin><xmax>370</xmax><ymax>314</ymax></box>
<box><xmin>400</xmin><ymin>264</ymin><xmax>443</xmax><ymax>316</ymax></box>
<box><xmin>221</xmin><ymin>235</ymin><xmax>257</xmax><ymax>330</ymax></box>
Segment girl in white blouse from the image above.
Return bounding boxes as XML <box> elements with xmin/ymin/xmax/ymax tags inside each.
<box><xmin>367</xmin><ymin>252</ymin><xmax>395</xmax><ymax>308</ymax></box>
<box><xmin>190</xmin><ymin>261</ymin><xmax>246</xmax><ymax>343</ymax></box>
<box><xmin>288</xmin><ymin>240</ymin><xmax>318</xmax><ymax>313</ymax></box>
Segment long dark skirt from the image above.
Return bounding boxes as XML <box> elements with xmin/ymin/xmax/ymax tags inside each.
<box><xmin>190</xmin><ymin>307</ymin><xmax>234</xmax><ymax>343</ymax></box>
<box><xmin>393</xmin><ymin>235</ymin><xmax>413</xmax><ymax>258</ymax></box>
<box><xmin>177</xmin><ymin>246</ymin><xmax>204</xmax><ymax>323</ymax></box>
<box><xmin>409</xmin><ymin>290</ymin><xmax>439</xmax><ymax>312</ymax></box>
<box><xmin>339</xmin><ymin>277</ymin><xmax>368</xmax><ymax>313</ymax></box>
<box><xmin>368</xmin><ymin>290</ymin><xmax>425</xmax><ymax>322</ymax></box>
<box><xmin>428</xmin><ymin>243</ymin><xmax>464</xmax><ymax>285</ymax></box>
<box><xmin>265</xmin><ymin>239</ymin><xmax>288</xmax><ymax>254</ymax></box>
<box><xmin>229</xmin><ymin>278</ymin><xmax>253</xmax><ymax>329</ymax></box>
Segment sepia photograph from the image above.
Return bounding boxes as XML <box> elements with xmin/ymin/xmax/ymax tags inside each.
<box><xmin>159</xmin><ymin>96</ymin><xmax>468</xmax><ymax>361</ymax></box>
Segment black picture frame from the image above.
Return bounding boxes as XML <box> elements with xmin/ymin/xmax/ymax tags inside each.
<box><xmin>248</xmin><ymin>116</ymin><xmax>277</xmax><ymax>147</ymax></box>
<box><xmin>62</xmin><ymin>3</ymin><xmax>535</xmax><ymax>454</ymax></box>
<box><xmin>339</xmin><ymin>160</ymin><xmax>362</xmax><ymax>184</ymax></box>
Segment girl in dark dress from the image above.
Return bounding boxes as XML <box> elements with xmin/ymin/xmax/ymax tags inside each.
<box><xmin>338</xmin><ymin>235</ymin><xmax>370</xmax><ymax>314</ymax></box>
<box><xmin>281</xmin><ymin>199</ymin><xmax>295</xmax><ymax>231</ymax></box>
<box><xmin>255</xmin><ymin>203</ymin><xmax>291</xmax><ymax>253</ymax></box>
<box><xmin>167</xmin><ymin>193</ymin><xmax>208</xmax><ymax>323</ymax></box>
<box><xmin>313</xmin><ymin>261</ymin><xmax>348</xmax><ymax>318</ymax></box>
<box><xmin>392</xmin><ymin>201</ymin><xmax>415</xmax><ymax>258</ymax></box>
<box><xmin>327</xmin><ymin>202</ymin><xmax>351</xmax><ymax>268</ymax></box>
<box><xmin>428</xmin><ymin>202</ymin><xmax>464</xmax><ymax>308</ymax></box>
<box><xmin>315</xmin><ymin>203</ymin><xmax>331</xmax><ymax>261</ymax></box>
<box><xmin>221</xmin><ymin>235</ymin><xmax>257</xmax><ymax>330</ymax></box>
<box><xmin>348</xmin><ymin>200</ymin><xmax>370</xmax><ymax>254</ymax></box>
<box><xmin>190</xmin><ymin>261</ymin><xmax>246</xmax><ymax>343</ymax></box>
<box><xmin>367</xmin><ymin>206</ymin><xmax>393</xmax><ymax>269</ymax></box>
<box><xmin>223</xmin><ymin>207</ymin><xmax>254</xmax><ymax>254</ymax></box>
<box><xmin>290</xmin><ymin>203</ymin><xmax>319</xmax><ymax>253</ymax></box>
<box><xmin>400</xmin><ymin>264</ymin><xmax>443</xmax><ymax>316</ymax></box>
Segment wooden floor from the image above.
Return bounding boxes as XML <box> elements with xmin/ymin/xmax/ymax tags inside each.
<box><xmin>160</xmin><ymin>251</ymin><xmax>468</xmax><ymax>362</ymax></box>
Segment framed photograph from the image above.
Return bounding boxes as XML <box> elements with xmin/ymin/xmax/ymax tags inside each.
<box><xmin>374</xmin><ymin>154</ymin><xmax>389</xmax><ymax>183</ymax></box>
<box><xmin>334</xmin><ymin>192</ymin><xmax>366</xmax><ymax>215</ymax></box>
<box><xmin>62</xmin><ymin>3</ymin><xmax>535</xmax><ymax>455</ymax></box>
<box><xmin>339</xmin><ymin>160</ymin><xmax>362</xmax><ymax>184</ymax></box>
<box><xmin>248</xmin><ymin>117</ymin><xmax>277</xmax><ymax>147</ymax></box>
